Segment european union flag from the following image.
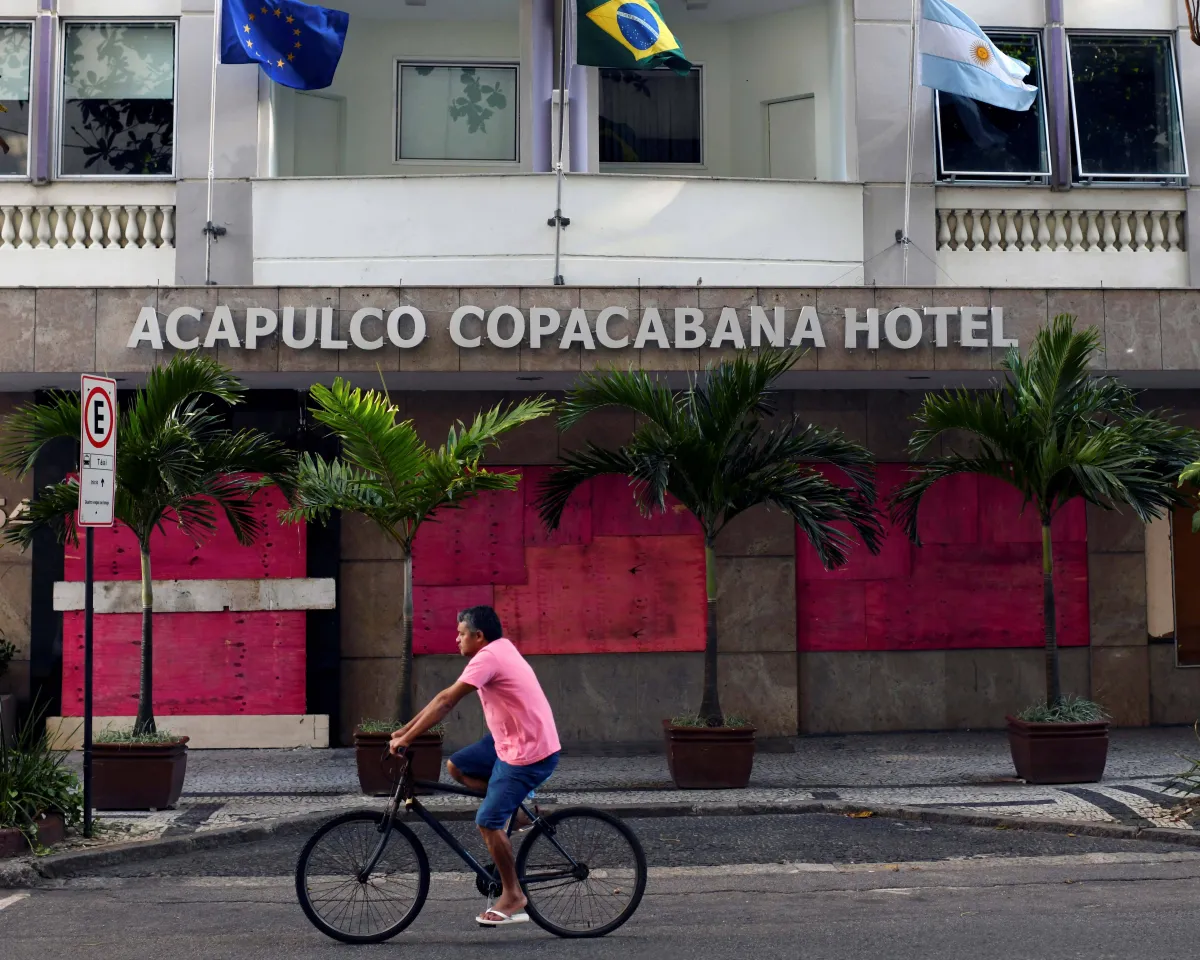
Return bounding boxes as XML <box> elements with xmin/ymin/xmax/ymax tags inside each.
<box><xmin>221</xmin><ymin>0</ymin><xmax>349</xmax><ymax>91</ymax></box>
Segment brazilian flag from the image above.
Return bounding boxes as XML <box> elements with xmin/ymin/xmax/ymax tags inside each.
<box><xmin>577</xmin><ymin>0</ymin><xmax>692</xmax><ymax>75</ymax></box>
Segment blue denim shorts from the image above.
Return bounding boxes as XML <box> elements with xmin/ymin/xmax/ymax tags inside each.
<box><xmin>449</xmin><ymin>734</ymin><xmax>559</xmax><ymax>830</ymax></box>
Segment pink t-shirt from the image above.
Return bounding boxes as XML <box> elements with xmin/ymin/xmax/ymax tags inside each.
<box><xmin>459</xmin><ymin>638</ymin><xmax>561</xmax><ymax>766</ymax></box>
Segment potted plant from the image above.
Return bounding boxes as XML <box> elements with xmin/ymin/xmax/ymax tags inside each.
<box><xmin>282</xmin><ymin>379</ymin><xmax>553</xmax><ymax>794</ymax></box>
<box><xmin>353</xmin><ymin>719</ymin><xmax>445</xmax><ymax>796</ymax></box>
<box><xmin>0</xmin><ymin>705</ymin><xmax>82</xmax><ymax>858</ymax></box>
<box><xmin>891</xmin><ymin>315</ymin><xmax>1200</xmax><ymax>784</ymax></box>
<box><xmin>537</xmin><ymin>350</ymin><xmax>882</xmax><ymax>789</ymax></box>
<box><xmin>0</xmin><ymin>355</ymin><xmax>294</xmax><ymax>809</ymax></box>
<box><xmin>0</xmin><ymin>635</ymin><xmax>15</xmax><ymax>748</ymax></box>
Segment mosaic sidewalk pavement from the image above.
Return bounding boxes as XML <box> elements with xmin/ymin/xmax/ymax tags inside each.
<box><xmin>73</xmin><ymin>728</ymin><xmax>1200</xmax><ymax>841</ymax></box>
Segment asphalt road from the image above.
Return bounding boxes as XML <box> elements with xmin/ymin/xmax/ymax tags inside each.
<box><xmin>4</xmin><ymin>815</ymin><xmax>1199</xmax><ymax>960</ymax></box>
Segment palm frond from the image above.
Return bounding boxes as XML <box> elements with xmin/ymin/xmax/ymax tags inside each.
<box><xmin>445</xmin><ymin>396</ymin><xmax>557</xmax><ymax>462</ymax></box>
<box><xmin>0</xmin><ymin>392</ymin><xmax>81</xmax><ymax>477</ymax></box>
<box><xmin>1</xmin><ymin>480</ymin><xmax>80</xmax><ymax>549</ymax></box>
<box><xmin>128</xmin><ymin>354</ymin><xmax>246</xmax><ymax>440</ymax></box>
<box><xmin>891</xmin><ymin>455</ymin><xmax>1016</xmax><ymax>544</ymax></box>
<box><xmin>538</xmin><ymin>446</ymin><xmax>651</xmax><ymax>532</ymax></box>
<box><xmin>556</xmin><ymin>368</ymin><xmax>682</xmax><ymax>434</ymax></box>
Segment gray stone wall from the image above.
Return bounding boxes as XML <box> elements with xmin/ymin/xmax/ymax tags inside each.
<box><xmin>0</xmin><ymin>395</ymin><xmax>33</xmax><ymax>703</ymax></box>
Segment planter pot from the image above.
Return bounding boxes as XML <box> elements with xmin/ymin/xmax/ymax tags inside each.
<box><xmin>92</xmin><ymin>738</ymin><xmax>189</xmax><ymax>811</ymax></box>
<box><xmin>354</xmin><ymin>729</ymin><xmax>443</xmax><ymax>796</ymax></box>
<box><xmin>1006</xmin><ymin>716</ymin><xmax>1110</xmax><ymax>785</ymax></box>
<box><xmin>0</xmin><ymin>694</ymin><xmax>15</xmax><ymax>747</ymax></box>
<box><xmin>663</xmin><ymin>720</ymin><xmax>757</xmax><ymax>790</ymax></box>
<box><xmin>0</xmin><ymin>815</ymin><xmax>65</xmax><ymax>859</ymax></box>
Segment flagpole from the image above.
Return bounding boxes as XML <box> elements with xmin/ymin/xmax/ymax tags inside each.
<box><xmin>550</xmin><ymin>0</ymin><xmax>571</xmax><ymax>286</ymax></box>
<box><xmin>901</xmin><ymin>0</ymin><xmax>919</xmax><ymax>285</ymax></box>
<box><xmin>204</xmin><ymin>0</ymin><xmax>223</xmax><ymax>285</ymax></box>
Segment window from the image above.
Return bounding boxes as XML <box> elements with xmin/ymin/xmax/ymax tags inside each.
<box><xmin>1068</xmin><ymin>34</ymin><xmax>1186</xmax><ymax>182</ymax></box>
<box><xmin>0</xmin><ymin>23</ymin><xmax>32</xmax><ymax>177</ymax></box>
<box><xmin>599</xmin><ymin>67</ymin><xmax>702</xmax><ymax>165</ymax></box>
<box><xmin>60</xmin><ymin>22</ymin><xmax>175</xmax><ymax>177</ymax></box>
<box><xmin>935</xmin><ymin>33</ymin><xmax>1049</xmax><ymax>182</ymax></box>
<box><xmin>396</xmin><ymin>63</ymin><xmax>518</xmax><ymax>162</ymax></box>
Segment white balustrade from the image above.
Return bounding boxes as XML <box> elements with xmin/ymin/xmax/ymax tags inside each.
<box><xmin>935</xmin><ymin>208</ymin><xmax>1187</xmax><ymax>254</ymax></box>
<box><xmin>0</xmin><ymin>204</ymin><xmax>177</xmax><ymax>251</ymax></box>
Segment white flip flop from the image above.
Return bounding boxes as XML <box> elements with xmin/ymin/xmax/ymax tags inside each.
<box><xmin>476</xmin><ymin>909</ymin><xmax>531</xmax><ymax>927</ymax></box>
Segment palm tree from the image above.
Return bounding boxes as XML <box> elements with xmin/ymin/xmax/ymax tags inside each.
<box><xmin>282</xmin><ymin>379</ymin><xmax>554</xmax><ymax>723</ymax></box>
<box><xmin>536</xmin><ymin>350</ymin><xmax>883</xmax><ymax>728</ymax></box>
<box><xmin>892</xmin><ymin>315</ymin><xmax>1200</xmax><ymax>709</ymax></box>
<box><xmin>0</xmin><ymin>355</ymin><xmax>295</xmax><ymax>735</ymax></box>
<box><xmin>1182</xmin><ymin>461</ymin><xmax>1200</xmax><ymax>533</ymax></box>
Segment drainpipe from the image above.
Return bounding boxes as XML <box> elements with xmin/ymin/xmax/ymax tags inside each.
<box><xmin>1045</xmin><ymin>0</ymin><xmax>1071</xmax><ymax>191</ymax></box>
<box><xmin>32</xmin><ymin>0</ymin><xmax>54</xmax><ymax>184</ymax></box>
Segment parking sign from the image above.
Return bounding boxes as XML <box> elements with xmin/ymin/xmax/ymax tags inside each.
<box><xmin>78</xmin><ymin>375</ymin><xmax>117</xmax><ymax>527</ymax></box>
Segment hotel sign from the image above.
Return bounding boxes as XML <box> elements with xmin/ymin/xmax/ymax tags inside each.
<box><xmin>127</xmin><ymin>304</ymin><xmax>1017</xmax><ymax>352</ymax></box>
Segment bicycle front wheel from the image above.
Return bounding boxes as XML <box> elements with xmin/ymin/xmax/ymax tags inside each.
<box><xmin>295</xmin><ymin>811</ymin><xmax>430</xmax><ymax>944</ymax></box>
<box><xmin>517</xmin><ymin>807</ymin><xmax>647</xmax><ymax>938</ymax></box>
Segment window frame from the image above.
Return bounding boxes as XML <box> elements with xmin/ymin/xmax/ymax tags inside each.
<box><xmin>0</xmin><ymin>19</ymin><xmax>35</xmax><ymax>182</ymax></box>
<box><xmin>56</xmin><ymin>18</ymin><xmax>179</xmax><ymax>181</ymax></box>
<box><xmin>392</xmin><ymin>58</ymin><xmax>522</xmax><ymax>166</ymax></box>
<box><xmin>1065</xmin><ymin>30</ymin><xmax>1188</xmax><ymax>185</ymax></box>
<box><xmin>934</xmin><ymin>30</ymin><xmax>1052</xmax><ymax>184</ymax></box>
<box><xmin>597</xmin><ymin>63</ymin><xmax>706</xmax><ymax>172</ymax></box>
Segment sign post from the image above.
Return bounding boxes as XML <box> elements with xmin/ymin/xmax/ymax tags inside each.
<box><xmin>78</xmin><ymin>375</ymin><xmax>116</xmax><ymax>838</ymax></box>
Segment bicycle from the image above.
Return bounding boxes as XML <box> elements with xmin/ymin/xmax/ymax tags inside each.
<box><xmin>295</xmin><ymin>748</ymin><xmax>648</xmax><ymax>944</ymax></box>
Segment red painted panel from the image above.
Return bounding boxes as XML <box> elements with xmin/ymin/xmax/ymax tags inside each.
<box><xmin>796</xmin><ymin>464</ymin><xmax>1090</xmax><ymax>653</ymax></box>
<box><xmin>494</xmin><ymin>535</ymin><xmax>706</xmax><ymax>655</ymax></box>
<box><xmin>521</xmin><ymin>467</ymin><xmax>593</xmax><ymax>547</ymax></box>
<box><xmin>61</xmin><ymin>610</ymin><xmax>306</xmax><ymax>716</ymax></box>
<box><xmin>979</xmin><ymin>477</ymin><xmax>1087</xmax><ymax>544</ymax></box>
<box><xmin>412</xmin><ymin>486</ymin><xmax>527</xmax><ymax>587</ymax></box>
<box><xmin>796</xmin><ymin>581</ymin><xmax>867</xmax><ymax>651</ymax></box>
<box><xmin>63</xmin><ymin>485</ymin><xmax>304</xmax><ymax>582</ymax></box>
<box><xmin>916</xmin><ymin>472</ymin><xmax>980</xmax><ymax>545</ymax></box>
<box><xmin>413</xmin><ymin>585</ymin><xmax>495</xmax><ymax>655</ymax></box>
<box><xmin>589</xmin><ymin>475</ymin><xmax>702</xmax><ymax>537</ymax></box>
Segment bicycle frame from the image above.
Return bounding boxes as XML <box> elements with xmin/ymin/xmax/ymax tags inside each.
<box><xmin>358</xmin><ymin>758</ymin><xmax>583</xmax><ymax>889</ymax></box>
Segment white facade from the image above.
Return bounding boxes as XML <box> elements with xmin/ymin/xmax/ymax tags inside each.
<box><xmin>0</xmin><ymin>0</ymin><xmax>1194</xmax><ymax>290</ymax></box>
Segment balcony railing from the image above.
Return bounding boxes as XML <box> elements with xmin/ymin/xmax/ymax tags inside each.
<box><xmin>934</xmin><ymin>187</ymin><xmax>1188</xmax><ymax>288</ymax></box>
<box><xmin>251</xmin><ymin>174</ymin><xmax>866</xmax><ymax>288</ymax></box>
<box><xmin>0</xmin><ymin>182</ymin><xmax>176</xmax><ymax>287</ymax></box>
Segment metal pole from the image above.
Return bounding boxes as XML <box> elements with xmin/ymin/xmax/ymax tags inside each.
<box><xmin>204</xmin><ymin>0</ymin><xmax>223</xmax><ymax>285</ymax></box>
<box><xmin>550</xmin><ymin>0</ymin><xmax>571</xmax><ymax>285</ymax></box>
<box><xmin>83</xmin><ymin>526</ymin><xmax>94</xmax><ymax>838</ymax></box>
<box><xmin>901</xmin><ymin>0</ymin><xmax>919</xmax><ymax>285</ymax></box>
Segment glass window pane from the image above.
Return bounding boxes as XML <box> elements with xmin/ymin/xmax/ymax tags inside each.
<box><xmin>600</xmin><ymin>68</ymin><xmax>702</xmax><ymax>164</ymax></box>
<box><xmin>1069</xmin><ymin>35</ymin><xmax>1184</xmax><ymax>177</ymax></box>
<box><xmin>61</xmin><ymin>23</ymin><xmax>175</xmax><ymax>176</ymax></box>
<box><xmin>937</xmin><ymin>34</ymin><xmax>1047</xmax><ymax>177</ymax></box>
<box><xmin>0</xmin><ymin>23</ymin><xmax>32</xmax><ymax>177</ymax></box>
<box><xmin>397</xmin><ymin>64</ymin><xmax>518</xmax><ymax>162</ymax></box>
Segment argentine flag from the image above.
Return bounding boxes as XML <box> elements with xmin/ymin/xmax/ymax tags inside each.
<box><xmin>919</xmin><ymin>0</ymin><xmax>1037</xmax><ymax>111</ymax></box>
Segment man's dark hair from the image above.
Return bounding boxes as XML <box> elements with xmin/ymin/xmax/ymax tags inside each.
<box><xmin>458</xmin><ymin>606</ymin><xmax>503</xmax><ymax>643</ymax></box>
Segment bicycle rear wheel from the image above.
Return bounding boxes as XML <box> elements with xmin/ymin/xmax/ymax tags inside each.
<box><xmin>517</xmin><ymin>807</ymin><xmax>647</xmax><ymax>938</ymax></box>
<box><xmin>295</xmin><ymin>811</ymin><xmax>430</xmax><ymax>944</ymax></box>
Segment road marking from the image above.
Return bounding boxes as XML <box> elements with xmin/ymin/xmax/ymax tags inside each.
<box><xmin>0</xmin><ymin>893</ymin><xmax>30</xmax><ymax>912</ymax></box>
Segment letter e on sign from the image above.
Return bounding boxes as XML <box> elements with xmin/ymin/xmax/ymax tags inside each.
<box><xmin>78</xmin><ymin>375</ymin><xmax>117</xmax><ymax>527</ymax></box>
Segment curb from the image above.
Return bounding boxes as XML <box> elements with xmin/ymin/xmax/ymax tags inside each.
<box><xmin>3</xmin><ymin>799</ymin><xmax>1198</xmax><ymax>887</ymax></box>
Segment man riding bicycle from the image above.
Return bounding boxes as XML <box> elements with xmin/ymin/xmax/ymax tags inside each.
<box><xmin>390</xmin><ymin>605</ymin><xmax>561</xmax><ymax>928</ymax></box>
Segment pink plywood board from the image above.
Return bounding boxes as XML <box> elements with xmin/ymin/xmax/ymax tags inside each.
<box><xmin>414</xmin><ymin>585</ymin><xmax>495</xmax><ymax>655</ymax></box>
<box><xmin>64</xmin><ymin>485</ymin><xmax>304</xmax><ymax>582</ymax></box>
<box><xmin>796</xmin><ymin>464</ymin><xmax>1090</xmax><ymax>652</ymax></box>
<box><xmin>494</xmin><ymin>535</ymin><xmax>706</xmax><ymax>655</ymax></box>
<box><xmin>796</xmin><ymin>581</ymin><xmax>867</xmax><ymax>651</ymax></box>
<box><xmin>412</xmin><ymin>486</ymin><xmax>527</xmax><ymax>587</ymax></box>
<box><xmin>521</xmin><ymin>467</ymin><xmax>593</xmax><ymax>547</ymax></box>
<box><xmin>589</xmin><ymin>475</ymin><xmax>702</xmax><ymax>538</ymax></box>
<box><xmin>61</xmin><ymin>610</ymin><xmax>306</xmax><ymax>716</ymax></box>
